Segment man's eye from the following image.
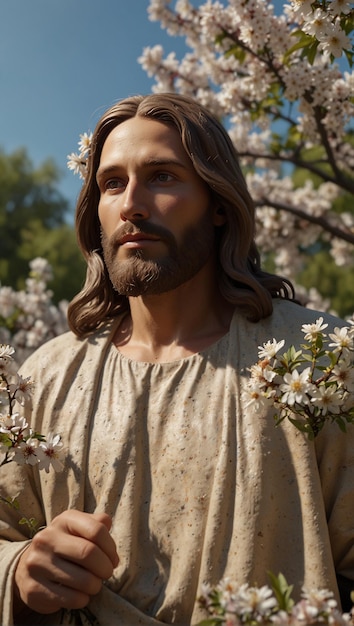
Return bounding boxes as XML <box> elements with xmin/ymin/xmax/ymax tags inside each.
<box><xmin>155</xmin><ymin>172</ymin><xmax>173</xmax><ymax>183</ymax></box>
<box><xmin>105</xmin><ymin>179</ymin><xmax>124</xmax><ymax>190</ymax></box>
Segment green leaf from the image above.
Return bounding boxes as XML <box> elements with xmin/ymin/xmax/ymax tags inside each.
<box><xmin>0</xmin><ymin>495</ymin><xmax>20</xmax><ymax>510</ymax></box>
<box><xmin>0</xmin><ymin>433</ymin><xmax>12</xmax><ymax>448</ymax></box>
<box><xmin>334</xmin><ymin>416</ymin><xmax>347</xmax><ymax>433</ymax></box>
<box><xmin>288</xmin><ymin>416</ymin><xmax>312</xmax><ymax>434</ymax></box>
<box><xmin>284</xmin><ymin>32</ymin><xmax>316</xmax><ymax>59</ymax></box>
<box><xmin>222</xmin><ymin>42</ymin><xmax>247</xmax><ymax>63</ymax></box>
<box><xmin>19</xmin><ymin>516</ymin><xmax>40</xmax><ymax>538</ymax></box>
<box><xmin>343</xmin><ymin>48</ymin><xmax>353</xmax><ymax>68</ymax></box>
<box><xmin>304</xmin><ymin>40</ymin><xmax>320</xmax><ymax>65</ymax></box>
<box><xmin>267</xmin><ymin>572</ymin><xmax>294</xmax><ymax>612</ymax></box>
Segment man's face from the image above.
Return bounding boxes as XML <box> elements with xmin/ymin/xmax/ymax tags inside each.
<box><xmin>96</xmin><ymin>116</ymin><xmax>219</xmax><ymax>297</ymax></box>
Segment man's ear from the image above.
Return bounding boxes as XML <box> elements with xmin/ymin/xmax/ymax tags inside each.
<box><xmin>213</xmin><ymin>205</ymin><xmax>227</xmax><ymax>226</ymax></box>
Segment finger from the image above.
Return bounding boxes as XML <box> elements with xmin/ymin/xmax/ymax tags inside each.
<box><xmin>46</xmin><ymin>557</ymin><xmax>104</xmax><ymax>596</ymax></box>
<box><xmin>32</xmin><ymin>529</ymin><xmax>115</xmax><ymax>581</ymax></box>
<box><xmin>92</xmin><ymin>512</ymin><xmax>112</xmax><ymax>531</ymax></box>
<box><xmin>21</xmin><ymin>576</ymin><xmax>91</xmax><ymax>614</ymax></box>
<box><xmin>56</xmin><ymin>535</ymin><xmax>115</xmax><ymax>580</ymax></box>
<box><xmin>53</xmin><ymin>511</ymin><xmax>119</xmax><ymax>568</ymax></box>
<box><xmin>15</xmin><ymin>549</ymin><xmax>93</xmax><ymax>615</ymax></box>
<box><xmin>48</xmin><ymin>580</ymin><xmax>90</xmax><ymax>612</ymax></box>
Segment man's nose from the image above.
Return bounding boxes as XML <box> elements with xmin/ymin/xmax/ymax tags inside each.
<box><xmin>120</xmin><ymin>179</ymin><xmax>149</xmax><ymax>222</ymax></box>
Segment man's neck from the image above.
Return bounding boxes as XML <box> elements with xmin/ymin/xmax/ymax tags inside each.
<box><xmin>113</xmin><ymin>265</ymin><xmax>234</xmax><ymax>363</ymax></box>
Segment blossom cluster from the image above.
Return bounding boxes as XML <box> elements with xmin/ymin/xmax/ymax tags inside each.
<box><xmin>243</xmin><ymin>316</ymin><xmax>354</xmax><ymax>439</ymax></box>
<box><xmin>0</xmin><ymin>344</ymin><xmax>63</xmax><ymax>473</ymax></box>
<box><xmin>198</xmin><ymin>574</ymin><xmax>354</xmax><ymax>626</ymax></box>
<box><xmin>291</xmin><ymin>0</ymin><xmax>353</xmax><ymax>59</ymax></box>
<box><xmin>0</xmin><ymin>257</ymin><xmax>68</xmax><ymax>366</ymax></box>
<box><xmin>67</xmin><ymin>132</ymin><xmax>92</xmax><ymax>180</ymax></box>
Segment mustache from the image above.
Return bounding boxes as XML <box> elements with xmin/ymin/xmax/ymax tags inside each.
<box><xmin>102</xmin><ymin>222</ymin><xmax>176</xmax><ymax>249</ymax></box>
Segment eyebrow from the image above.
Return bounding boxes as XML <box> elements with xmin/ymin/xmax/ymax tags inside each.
<box><xmin>96</xmin><ymin>158</ymin><xmax>188</xmax><ymax>182</ymax></box>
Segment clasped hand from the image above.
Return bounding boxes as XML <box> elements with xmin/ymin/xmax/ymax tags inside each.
<box><xmin>14</xmin><ymin>510</ymin><xmax>119</xmax><ymax>615</ymax></box>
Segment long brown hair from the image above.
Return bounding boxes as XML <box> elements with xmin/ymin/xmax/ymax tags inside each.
<box><xmin>68</xmin><ymin>93</ymin><xmax>294</xmax><ymax>337</ymax></box>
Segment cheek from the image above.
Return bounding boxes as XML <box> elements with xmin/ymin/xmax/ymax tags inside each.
<box><xmin>98</xmin><ymin>199</ymin><xmax>117</xmax><ymax>234</ymax></box>
<box><xmin>180</xmin><ymin>192</ymin><xmax>212</xmax><ymax>227</ymax></box>
<box><xmin>162</xmin><ymin>188</ymin><xmax>210</xmax><ymax>223</ymax></box>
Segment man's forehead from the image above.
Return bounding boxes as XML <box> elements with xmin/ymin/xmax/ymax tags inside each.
<box><xmin>103</xmin><ymin>116</ymin><xmax>179</xmax><ymax>146</ymax></box>
<box><xmin>98</xmin><ymin>117</ymin><xmax>191</xmax><ymax>169</ymax></box>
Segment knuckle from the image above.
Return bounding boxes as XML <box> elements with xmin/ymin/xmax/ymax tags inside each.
<box><xmin>23</xmin><ymin>578</ymin><xmax>39</xmax><ymax>600</ymax></box>
<box><xmin>86</xmin><ymin>520</ymin><xmax>105</xmax><ymax>543</ymax></box>
<box><xmin>30</xmin><ymin>530</ymin><xmax>48</xmax><ymax>552</ymax></box>
<box><xmin>78</xmin><ymin>539</ymin><xmax>96</xmax><ymax>563</ymax></box>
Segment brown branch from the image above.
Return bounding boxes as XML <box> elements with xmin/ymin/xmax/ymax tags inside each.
<box><xmin>310</xmin><ymin>103</ymin><xmax>348</xmax><ymax>184</ymax></box>
<box><xmin>256</xmin><ymin>198</ymin><xmax>354</xmax><ymax>245</ymax></box>
<box><xmin>240</xmin><ymin>150</ymin><xmax>354</xmax><ymax>194</ymax></box>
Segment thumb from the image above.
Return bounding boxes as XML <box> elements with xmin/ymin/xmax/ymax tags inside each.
<box><xmin>92</xmin><ymin>512</ymin><xmax>113</xmax><ymax>531</ymax></box>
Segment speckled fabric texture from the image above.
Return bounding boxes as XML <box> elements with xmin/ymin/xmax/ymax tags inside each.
<box><xmin>1</xmin><ymin>299</ymin><xmax>354</xmax><ymax>625</ymax></box>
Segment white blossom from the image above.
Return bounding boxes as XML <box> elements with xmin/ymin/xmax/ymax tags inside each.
<box><xmin>280</xmin><ymin>368</ymin><xmax>313</xmax><ymax>406</ymax></box>
<box><xmin>0</xmin><ymin>287</ymin><xmax>17</xmax><ymax>319</ymax></box>
<box><xmin>78</xmin><ymin>132</ymin><xmax>92</xmax><ymax>156</ymax></box>
<box><xmin>311</xmin><ymin>385</ymin><xmax>343</xmax><ymax>414</ymax></box>
<box><xmin>0</xmin><ymin>412</ymin><xmax>28</xmax><ymax>435</ymax></box>
<box><xmin>318</xmin><ymin>31</ymin><xmax>352</xmax><ymax>59</ymax></box>
<box><xmin>330</xmin><ymin>0</ymin><xmax>352</xmax><ymax>15</ymax></box>
<box><xmin>328</xmin><ymin>326</ymin><xmax>353</xmax><ymax>353</ymax></box>
<box><xmin>301</xmin><ymin>317</ymin><xmax>329</xmax><ymax>341</ymax></box>
<box><xmin>0</xmin><ymin>344</ymin><xmax>15</xmax><ymax>359</ymax></box>
<box><xmin>12</xmin><ymin>437</ymin><xmax>40</xmax><ymax>466</ymax></box>
<box><xmin>302</xmin><ymin>8</ymin><xmax>329</xmax><ymax>38</ymax></box>
<box><xmin>38</xmin><ymin>433</ymin><xmax>64</xmax><ymax>473</ymax></box>
<box><xmin>0</xmin><ymin>355</ymin><xmax>17</xmax><ymax>377</ymax></box>
<box><xmin>8</xmin><ymin>374</ymin><xmax>34</xmax><ymax>405</ymax></box>
<box><xmin>233</xmin><ymin>583</ymin><xmax>277</xmax><ymax>616</ymax></box>
<box><xmin>329</xmin><ymin>356</ymin><xmax>354</xmax><ymax>391</ymax></box>
<box><xmin>243</xmin><ymin>382</ymin><xmax>276</xmax><ymax>411</ymax></box>
<box><xmin>258</xmin><ymin>339</ymin><xmax>285</xmax><ymax>359</ymax></box>
<box><xmin>249</xmin><ymin>361</ymin><xmax>278</xmax><ymax>386</ymax></box>
<box><xmin>29</xmin><ymin>258</ymin><xmax>53</xmax><ymax>282</ymax></box>
<box><xmin>67</xmin><ymin>152</ymin><xmax>87</xmax><ymax>179</ymax></box>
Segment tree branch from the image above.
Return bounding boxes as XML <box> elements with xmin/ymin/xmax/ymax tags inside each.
<box><xmin>256</xmin><ymin>198</ymin><xmax>354</xmax><ymax>245</ymax></box>
<box><xmin>240</xmin><ymin>151</ymin><xmax>354</xmax><ymax>193</ymax></box>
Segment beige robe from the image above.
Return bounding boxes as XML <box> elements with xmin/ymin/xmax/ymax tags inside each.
<box><xmin>1</xmin><ymin>299</ymin><xmax>353</xmax><ymax>625</ymax></box>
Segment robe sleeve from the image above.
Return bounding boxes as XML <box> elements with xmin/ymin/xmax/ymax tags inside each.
<box><xmin>0</xmin><ymin>325</ymin><xmax>116</xmax><ymax>626</ymax></box>
<box><xmin>0</xmin><ymin>456</ymin><xmax>46</xmax><ymax>625</ymax></box>
<box><xmin>0</xmin><ymin>343</ymin><xmax>56</xmax><ymax>625</ymax></box>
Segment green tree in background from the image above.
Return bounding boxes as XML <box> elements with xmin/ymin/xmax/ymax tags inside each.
<box><xmin>290</xmin><ymin>161</ymin><xmax>354</xmax><ymax>318</ymax></box>
<box><xmin>0</xmin><ymin>147</ymin><xmax>85</xmax><ymax>303</ymax></box>
<box><xmin>299</xmin><ymin>250</ymin><xmax>354</xmax><ymax>318</ymax></box>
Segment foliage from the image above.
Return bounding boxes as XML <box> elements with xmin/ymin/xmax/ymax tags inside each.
<box><xmin>0</xmin><ymin>147</ymin><xmax>85</xmax><ymax>302</ymax></box>
<box><xmin>299</xmin><ymin>250</ymin><xmax>354</xmax><ymax>318</ymax></box>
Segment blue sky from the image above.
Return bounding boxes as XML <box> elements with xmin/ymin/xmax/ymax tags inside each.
<box><xmin>0</xmin><ymin>0</ymin><xmax>189</xmax><ymax>213</ymax></box>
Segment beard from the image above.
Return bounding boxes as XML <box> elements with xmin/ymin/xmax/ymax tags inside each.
<box><xmin>101</xmin><ymin>213</ymin><xmax>216</xmax><ymax>297</ymax></box>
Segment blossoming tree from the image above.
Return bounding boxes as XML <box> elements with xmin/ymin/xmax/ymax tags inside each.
<box><xmin>136</xmin><ymin>0</ymin><xmax>353</xmax><ymax>311</ymax></box>
<box><xmin>0</xmin><ymin>258</ymin><xmax>68</xmax><ymax>366</ymax></box>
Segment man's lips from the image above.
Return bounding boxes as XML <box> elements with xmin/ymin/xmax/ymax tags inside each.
<box><xmin>118</xmin><ymin>233</ymin><xmax>161</xmax><ymax>245</ymax></box>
